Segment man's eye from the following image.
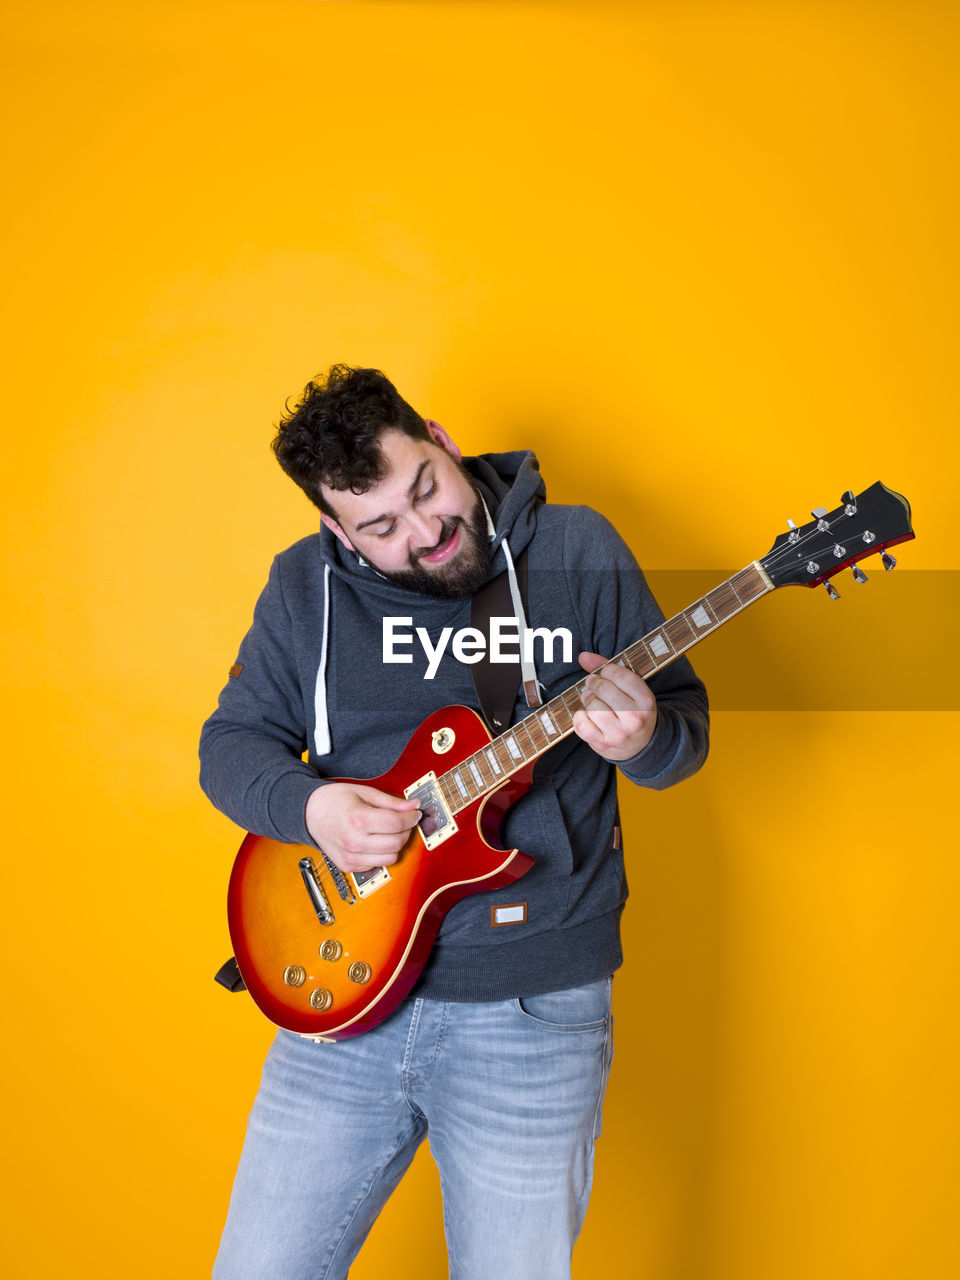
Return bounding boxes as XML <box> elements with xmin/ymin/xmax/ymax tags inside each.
<box><xmin>416</xmin><ymin>483</ymin><xmax>436</xmax><ymax>503</ymax></box>
<box><xmin>375</xmin><ymin>522</ymin><xmax>397</xmax><ymax>539</ymax></box>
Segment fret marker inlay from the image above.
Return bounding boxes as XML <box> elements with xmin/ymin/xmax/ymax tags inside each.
<box><xmin>691</xmin><ymin>605</ymin><xmax>711</xmax><ymax>629</ymax></box>
<box><xmin>650</xmin><ymin>634</ymin><xmax>669</xmax><ymax>657</ymax></box>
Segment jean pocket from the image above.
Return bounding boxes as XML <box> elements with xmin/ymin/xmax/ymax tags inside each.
<box><xmin>513</xmin><ymin>975</ymin><xmax>612</xmax><ymax>1033</ymax></box>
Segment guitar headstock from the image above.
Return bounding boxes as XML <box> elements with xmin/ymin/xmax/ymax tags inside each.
<box><xmin>760</xmin><ymin>482</ymin><xmax>914</xmax><ymax>592</ymax></box>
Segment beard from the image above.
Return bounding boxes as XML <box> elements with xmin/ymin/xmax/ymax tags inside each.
<box><xmin>377</xmin><ymin>486</ymin><xmax>491</xmax><ymax>600</ymax></box>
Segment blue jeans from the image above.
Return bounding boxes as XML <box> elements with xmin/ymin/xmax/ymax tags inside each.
<box><xmin>213</xmin><ymin>976</ymin><xmax>615</xmax><ymax>1279</ymax></box>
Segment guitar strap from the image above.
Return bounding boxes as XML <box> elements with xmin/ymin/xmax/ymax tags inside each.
<box><xmin>214</xmin><ymin>956</ymin><xmax>246</xmax><ymax>992</ymax></box>
<box><xmin>215</xmin><ymin>548</ymin><xmax>534</xmax><ymax>995</ymax></box>
<box><xmin>469</xmin><ymin>546</ymin><xmax>532</xmax><ymax>733</ymax></box>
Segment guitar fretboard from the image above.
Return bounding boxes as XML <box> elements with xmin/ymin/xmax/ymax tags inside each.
<box><xmin>435</xmin><ymin>561</ymin><xmax>772</xmax><ymax>816</ymax></box>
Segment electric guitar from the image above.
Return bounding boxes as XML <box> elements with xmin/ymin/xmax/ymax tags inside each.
<box><xmin>227</xmin><ymin>481</ymin><xmax>914</xmax><ymax>1040</ymax></box>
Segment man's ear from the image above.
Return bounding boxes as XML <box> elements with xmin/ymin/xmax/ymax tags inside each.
<box><xmin>321</xmin><ymin>512</ymin><xmax>354</xmax><ymax>550</ymax></box>
<box><xmin>424</xmin><ymin>419</ymin><xmax>462</xmax><ymax>461</ymax></box>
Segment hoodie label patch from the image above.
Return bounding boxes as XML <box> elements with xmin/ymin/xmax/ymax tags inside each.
<box><xmin>491</xmin><ymin>902</ymin><xmax>527</xmax><ymax>927</ymax></box>
<box><xmin>229</xmin><ymin>663</ymin><xmax>244</xmax><ymax>678</ymax></box>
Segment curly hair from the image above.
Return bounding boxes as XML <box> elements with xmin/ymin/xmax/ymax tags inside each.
<box><xmin>272</xmin><ymin>365</ymin><xmax>431</xmax><ymax>514</ymax></box>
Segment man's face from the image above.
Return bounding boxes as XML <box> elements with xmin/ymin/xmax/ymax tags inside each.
<box><xmin>319</xmin><ymin>424</ymin><xmax>491</xmax><ymax>599</ymax></box>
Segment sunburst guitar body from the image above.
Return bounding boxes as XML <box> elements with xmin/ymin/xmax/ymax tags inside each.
<box><xmin>228</xmin><ymin>706</ymin><xmax>534</xmax><ymax>1040</ymax></box>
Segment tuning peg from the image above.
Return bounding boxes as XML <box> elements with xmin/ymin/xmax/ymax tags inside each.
<box><xmin>812</xmin><ymin>507</ymin><xmax>827</xmax><ymax>518</ymax></box>
<box><xmin>825</xmin><ymin>582</ymin><xmax>841</xmax><ymax>600</ymax></box>
<box><xmin>852</xmin><ymin>566</ymin><xmax>868</xmax><ymax>584</ymax></box>
<box><xmin>881</xmin><ymin>552</ymin><xmax>897</xmax><ymax>571</ymax></box>
<box><xmin>843</xmin><ymin>490</ymin><xmax>857</xmax><ymax>516</ymax></box>
<box><xmin>787</xmin><ymin>518</ymin><xmax>800</xmax><ymax>544</ymax></box>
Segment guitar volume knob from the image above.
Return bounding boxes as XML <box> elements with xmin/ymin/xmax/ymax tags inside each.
<box><xmin>348</xmin><ymin>962</ymin><xmax>372</xmax><ymax>985</ymax></box>
<box><xmin>309</xmin><ymin>988</ymin><xmax>334</xmax><ymax>1010</ymax></box>
<box><xmin>319</xmin><ymin>940</ymin><xmax>343</xmax><ymax>961</ymax></box>
<box><xmin>282</xmin><ymin>965</ymin><xmax>306</xmax><ymax>987</ymax></box>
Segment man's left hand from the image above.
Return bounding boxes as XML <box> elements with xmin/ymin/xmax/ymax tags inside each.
<box><xmin>572</xmin><ymin>651</ymin><xmax>658</xmax><ymax>761</ymax></box>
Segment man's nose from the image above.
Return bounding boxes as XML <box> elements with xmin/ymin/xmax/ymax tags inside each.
<box><xmin>408</xmin><ymin>510</ymin><xmax>444</xmax><ymax>550</ymax></box>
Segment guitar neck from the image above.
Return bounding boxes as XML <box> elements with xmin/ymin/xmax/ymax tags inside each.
<box><xmin>437</xmin><ymin>561</ymin><xmax>773</xmax><ymax>815</ymax></box>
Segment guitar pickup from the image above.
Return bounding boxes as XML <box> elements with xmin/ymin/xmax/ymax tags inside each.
<box><xmin>405</xmin><ymin>773</ymin><xmax>457</xmax><ymax>850</ymax></box>
<box><xmin>349</xmin><ymin>864</ymin><xmax>391</xmax><ymax>899</ymax></box>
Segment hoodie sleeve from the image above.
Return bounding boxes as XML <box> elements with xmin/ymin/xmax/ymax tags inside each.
<box><xmin>562</xmin><ymin>507</ymin><xmax>709</xmax><ymax>790</ymax></box>
<box><xmin>199</xmin><ymin>556</ymin><xmax>324</xmax><ymax>844</ymax></box>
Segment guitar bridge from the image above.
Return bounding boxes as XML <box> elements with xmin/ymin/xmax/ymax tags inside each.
<box><xmin>298</xmin><ymin>857</ymin><xmax>334</xmax><ymax>924</ymax></box>
<box><xmin>405</xmin><ymin>773</ymin><xmax>457</xmax><ymax>850</ymax></box>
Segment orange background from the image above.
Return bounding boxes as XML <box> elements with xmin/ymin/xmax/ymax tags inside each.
<box><xmin>2</xmin><ymin>2</ymin><xmax>957</xmax><ymax>1277</ymax></box>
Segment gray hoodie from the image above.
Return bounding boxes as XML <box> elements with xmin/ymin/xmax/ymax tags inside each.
<box><xmin>200</xmin><ymin>451</ymin><xmax>709</xmax><ymax>1001</ymax></box>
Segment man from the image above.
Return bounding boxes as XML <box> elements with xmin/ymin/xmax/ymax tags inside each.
<box><xmin>200</xmin><ymin>365</ymin><xmax>709</xmax><ymax>1279</ymax></box>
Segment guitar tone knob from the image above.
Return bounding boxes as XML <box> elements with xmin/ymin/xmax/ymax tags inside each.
<box><xmin>282</xmin><ymin>965</ymin><xmax>306</xmax><ymax>987</ymax></box>
<box><xmin>319</xmin><ymin>940</ymin><xmax>343</xmax><ymax>961</ymax></box>
<box><xmin>348</xmin><ymin>962</ymin><xmax>372</xmax><ymax>985</ymax></box>
<box><xmin>309</xmin><ymin>988</ymin><xmax>334</xmax><ymax>1011</ymax></box>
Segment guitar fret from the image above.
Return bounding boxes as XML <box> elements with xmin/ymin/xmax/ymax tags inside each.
<box><xmin>473</xmin><ymin>750</ymin><xmax>494</xmax><ymax>787</ymax></box>
<box><xmin>553</xmin><ymin>692</ymin><xmax>577</xmax><ymax>729</ymax></box>
<box><xmin>439</xmin><ymin>777</ymin><xmax>455</xmax><ymax>812</ymax></box>
<box><xmin>560</xmin><ymin>685</ymin><xmax>582</xmax><ymax>717</ymax></box>
<box><xmin>730</xmin><ymin>565</ymin><xmax>765</xmax><ymax>606</ymax></box>
<box><xmin>516</xmin><ymin>719</ymin><xmax>538</xmax><ymax>759</ymax></box>
<box><xmin>665</xmin><ymin>613</ymin><xmax>696</xmax><ymax>651</ymax></box>
<box><xmin>626</xmin><ymin>641</ymin><xmax>654</xmax><ymax>677</ymax></box>
<box><xmin>708</xmin><ymin>585</ymin><xmax>739</xmax><ymax>621</ymax></box>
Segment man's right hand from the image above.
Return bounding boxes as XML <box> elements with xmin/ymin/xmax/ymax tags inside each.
<box><xmin>304</xmin><ymin>783</ymin><xmax>422</xmax><ymax>874</ymax></box>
